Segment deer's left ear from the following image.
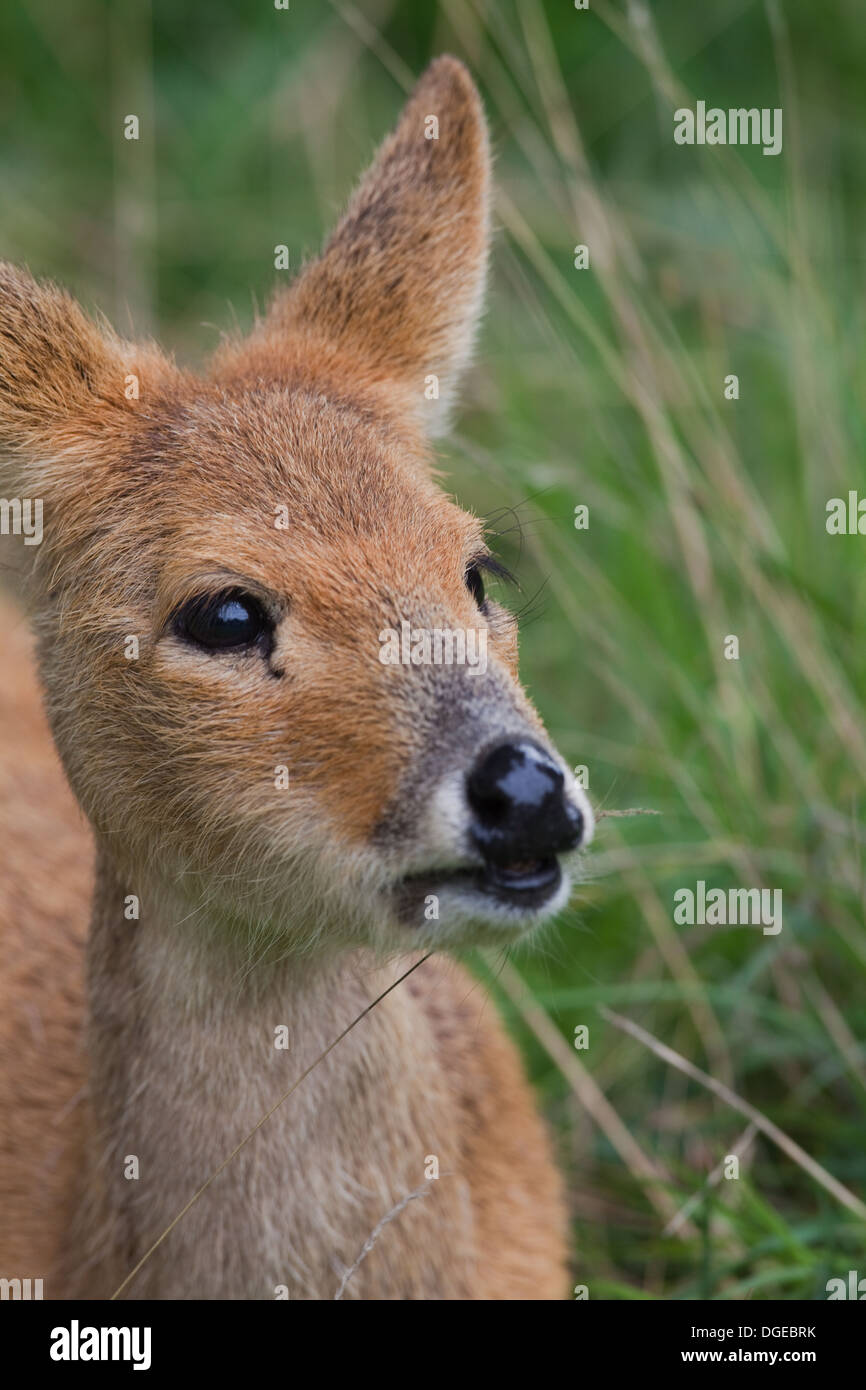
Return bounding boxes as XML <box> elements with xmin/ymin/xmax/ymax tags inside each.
<box><xmin>0</xmin><ymin>263</ymin><xmax>172</xmax><ymax>474</ymax></box>
<box><xmin>0</xmin><ymin>264</ymin><xmax>128</xmax><ymax>457</ymax></box>
<box><xmin>259</xmin><ymin>56</ymin><xmax>491</xmax><ymax>435</ymax></box>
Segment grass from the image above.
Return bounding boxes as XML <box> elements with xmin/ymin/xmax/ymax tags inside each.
<box><xmin>2</xmin><ymin>0</ymin><xmax>864</xmax><ymax>1298</ymax></box>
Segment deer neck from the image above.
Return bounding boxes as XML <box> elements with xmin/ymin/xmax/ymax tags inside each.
<box><xmin>66</xmin><ymin>849</ymin><xmax>472</xmax><ymax>1300</ymax></box>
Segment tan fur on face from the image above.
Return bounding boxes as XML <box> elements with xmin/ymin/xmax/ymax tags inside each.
<box><xmin>0</xmin><ymin>57</ymin><xmax>572</xmax><ymax>1298</ymax></box>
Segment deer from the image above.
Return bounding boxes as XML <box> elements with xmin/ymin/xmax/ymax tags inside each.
<box><xmin>0</xmin><ymin>56</ymin><xmax>593</xmax><ymax>1300</ymax></box>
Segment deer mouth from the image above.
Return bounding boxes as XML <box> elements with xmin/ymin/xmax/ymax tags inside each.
<box><xmin>479</xmin><ymin>856</ymin><xmax>561</xmax><ymax>905</ymax></box>
<box><xmin>396</xmin><ymin>854</ymin><xmax>563</xmax><ymax>916</ymax></box>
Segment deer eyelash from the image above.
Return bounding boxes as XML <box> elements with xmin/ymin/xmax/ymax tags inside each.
<box><xmin>471</xmin><ymin>554</ymin><xmax>519</xmax><ymax>589</ymax></box>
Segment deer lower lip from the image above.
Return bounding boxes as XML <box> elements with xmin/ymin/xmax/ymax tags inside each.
<box><xmin>480</xmin><ymin>857</ymin><xmax>561</xmax><ymax>906</ymax></box>
<box><xmin>398</xmin><ymin>856</ymin><xmax>561</xmax><ymax>914</ymax></box>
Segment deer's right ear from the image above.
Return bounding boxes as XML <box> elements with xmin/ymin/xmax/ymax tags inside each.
<box><xmin>255</xmin><ymin>57</ymin><xmax>491</xmax><ymax>436</ymax></box>
<box><xmin>0</xmin><ymin>264</ymin><xmax>154</xmax><ymax>469</ymax></box>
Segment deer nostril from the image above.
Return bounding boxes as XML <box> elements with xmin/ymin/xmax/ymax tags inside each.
<box><xmin>466</xmin><ymin>739</ymin><xmax>582</xmax><ymax>865</ymax></box>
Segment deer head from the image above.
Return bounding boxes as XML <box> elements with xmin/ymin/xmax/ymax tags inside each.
<box><xmin>0</xmin><ymin>57</ymin><xmax>592</xmax><ymax>954</ymax></box>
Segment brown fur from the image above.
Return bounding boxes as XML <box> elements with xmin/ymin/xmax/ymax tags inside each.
<box><xmin>0</xmin><ymin>58</ymin><xmax>575</xmax><ymax>1299</ymax></box>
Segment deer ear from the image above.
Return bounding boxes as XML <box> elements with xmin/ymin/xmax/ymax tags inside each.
<box><xmin>0</xmin><ymin>265</ymin><xmax>128</xmax><ymax>452</ymax></box>
<box><xmin>0</xmin><ymin>265</ymin><xmax>176</xmax><ymax>498</ymax></box>
<box><xmin>263</xmin><ymin>56</ymin><xmax>491</xmax><ymax>435</ymax></box>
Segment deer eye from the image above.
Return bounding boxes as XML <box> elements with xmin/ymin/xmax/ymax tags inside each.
<box><xmin>465</xmin><ymin>563</ymin><xmax>485</xmax><ymax>607</ymax></box>
<box><xmin>173</xmin><ymin>590</ymin><xmax>273</xmax><ymax>654</ymax></box>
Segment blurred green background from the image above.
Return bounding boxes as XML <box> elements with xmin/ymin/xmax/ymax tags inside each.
<box><xmin>2</xmin><ymin>0</ymin><xmax>864</xmax><ymax>1298</ymax></box>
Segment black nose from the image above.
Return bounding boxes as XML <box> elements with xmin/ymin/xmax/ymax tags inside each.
<box><xmin>466</xmin><ymin>739</ymin><xmax>584</xmax><ymax>865</ymax></box>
